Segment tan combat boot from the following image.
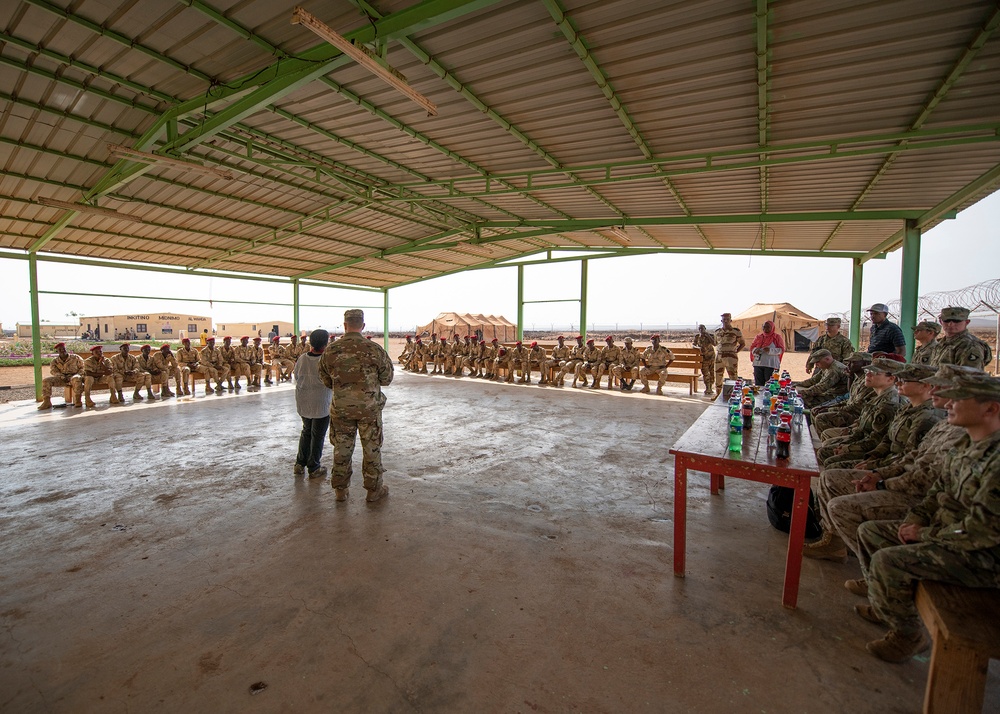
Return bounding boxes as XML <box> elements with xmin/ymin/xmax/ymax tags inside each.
<box><xmin>803</xmin><ymin>531</ymin><xmax>848</xmax><ymax>563</ymax></box>
<box><xmin>161</xmin><ymin>387</ymin><xmax>175</xmax><ymax>398</ymax></box>
<box><xmin>366</xmin><ymin>484</ymin><xmax>389</xmax><ymax>503</ymax></box>
<box><xmin>133</xmin><ymin>390</ymin><xmax>143</xmax><ymax>401</ymax></box>
<box><xmin>640</xmin><ymin>383</ymin><xmax>650</xmax><ymax>393</ymax></box>
<box><xmin>845</xmin><ymin>579</ymin><xmax>868</xmax><ymax>597</ymax></box>
<box><xmin>117</xmin><ymin>389</ymin><xmax>125</xmax><ymax>403</ymax></box>
<box><xmin>335</xmin><ymin>487</ymin><xmax>349</xmax><ymax>502</ymax></box>
<box><xmin>866</xmin><ymin>630</ymin><xmax>930</xmax><ymax>663</ymax></box>
<box><xmin>37</xmin><ymin>398</ymin><xmax>53</xmax><ymax>410</ymax></box>
<box><xmin>656</xmin><ymin>387</ymin><xmax>664</xmax><ymax>395</ymax></box>
<box><xmin>108</xmin><ymin>391</ymin><xmax>119</xmax><ymax>405</ymax></box>
<box><xmin>146</xmin><ymin>387</ymin><xmax>156</xmax><ymax>399</ymax></box>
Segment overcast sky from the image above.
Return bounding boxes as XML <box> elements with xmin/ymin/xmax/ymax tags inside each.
<box><xmin>2</xmin><ymin>191</ymin><xmax>997</xmax><ymax>334</ymax></box>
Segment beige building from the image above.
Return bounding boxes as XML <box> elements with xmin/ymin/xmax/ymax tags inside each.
<box><xmin>16</xmin><ymin>322</ymin><xmax>81</xmax><ymax>339</ymax></box>
<box><xmin>79</xmin><ymin>312</ymin><xmax>212</xmax><ymax>340</ymax></box>
<box><xmin>216</xmin><ymin>320</ymin><xmax>297</xmax><ymax>340</ymax></box>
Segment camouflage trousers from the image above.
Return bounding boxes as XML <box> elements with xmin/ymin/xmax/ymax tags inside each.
<box><xmin>639</xmin><ymin>366</ymin><xmax>667</xmax><ymax>389</ymax></box>
<box><xmin>812</xmin><ymin>408</ymin><xmax>859</xmax><ymax>435</ymax></box>
<box><xmin>714</xmin><ymin>353</ymin><xmax>739</xmax><ymax>386</ymax></box>
<box><xmin>112</xmin><ymin>372</ymin><xmax>152</xmax><ymax>393</ymax></box>
<box><xmin>556</xmin><ymin>359</ymin><xmax>582</xmax><ymax>384</ymax></box>
<box><xmin>822</xmin><ymin>473</ymin><xmax>915</xmax><ymax>570</ymax></box>
<box><xmin>41</xmin><ymin>374</ymin><xmax>80</xmax><ymax>400</ymax></box>
<box><xmin>700</xmin><ymin>356</ymin><xmax>715</xmax><ymax>391</ymax></box>
<box><xmin>858</xmin><ymin>520</ymin><xmax>1000</xmax><ymax>636</ymax></box>
<box><xmin>329</xmin><ymin>411</ymin><xmax>385</xmax><ymax>493</ymax></box>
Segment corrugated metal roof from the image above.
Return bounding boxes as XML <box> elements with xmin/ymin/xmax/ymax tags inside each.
<box><xmin>1</xmin><ymin>0</ymin><xmax>999</xmax><ymax>289</ymax></box>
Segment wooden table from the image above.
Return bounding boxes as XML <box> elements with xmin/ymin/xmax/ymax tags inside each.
<box><xmin>669</xmin><ymin>397</ymin><xmax>819</xmax><ymax>608</ymax></box>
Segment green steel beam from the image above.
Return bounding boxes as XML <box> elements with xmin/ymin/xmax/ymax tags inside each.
<box><xmin>850</xmin><ymin>259</ymin><xmax>864</xmax><ymax>347</ymax></box>
<box><xmin>36</xmin><ymin>290</ymin><xmax>369</xmax><ymax>310</ymax></box>
<box><xmin>517</xmin><ymin>265</ymin><xmax>524</xmax><ymax>341</ymax></box>
<box><xmin>293</xmin><ymin>281</ymin><xmax>300</xmax><ymax>337</ymax></box>
<box><xmin>899</xmin><ymin>220</ymin><xmax>921</xmax><ymax>360</ymax></box>
<box><xmin>383</xmin><ymin>290</ymin><xmax>390</xmax><ymax>351</ymax></box>
<box><xmin>477</xmin><ymin>212</ymin><xmax>923</xmax><ymax>229</ymax></box>
<box><xmin>580</xmin><ymin>260</ymin><xmax>588</xmax><ymax>340</ymax></box>
<box><xmin>28</xmin><ymin>254</ymin><xmax>43</xmax><ymax>401</ymax></box>
<box><xmin>823</xmin><ymin>5</ymin><xmax>1000</xmax><ymax>250</ymax></box>
<box><xmin>859</xmin><ymin>163</ymin><xmax>1000</xmax><ymax>262</ymax></box>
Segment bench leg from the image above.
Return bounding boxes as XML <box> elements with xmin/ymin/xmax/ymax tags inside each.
<box><xmin>923</xmin><ymin>636</ymin><xmax>989</xmax><ymax>714</ymax></box>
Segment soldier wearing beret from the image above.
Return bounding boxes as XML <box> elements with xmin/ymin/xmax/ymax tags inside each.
<box><xmin>522</xmin><ymin>341</ymin><xmax>546</xmax><ymax>384</ymax></box>
<box><xmin>855</xmin><ymin>370</ymin><xmax>1000</xmax><ymax>662</ymax></box>
<box><xmin>135</xmin><ymin>345</ymin><xmax>161</xmax><ymax>397</ymax></box>
<box><xmin>806</xmin><ymin>317</ymin><xmax>855</xmax><ymax>373</ymax></box>
<box><xmin>110</xmin><ymin>342</ymin><xmax>153</xmax><ymax>403</ymax></box>
<box><xmin>613</xmin><ymin>337</ymin><xmax>641</xmax><ymax>391</ymax></box>
<box><xmin>910</xmin><ymin>321</ymin><xmax>941</xmax><ymax>365</ymax></box>
<box><xmin>319</xmin><ymin>310</ymin><xmax>394</xmax><ymax>503</ymax></box>
<box><xmin>37</xmin><ymin>342</ymin><xmax>84</xmax><ymax>410</ymax></box>
<box><xmin>432</xmin><ymin>336</ymin><xmax>450</xmax><ymax>375</ymax></box>
<box><xmin>448</xmin><ymin>333</ymin><xmax>466</xmax><ymax>377</ymax></box>
<box><xmin>150</xmin><ymin>344</ymin><xmax>181</xmax><ymax>398</ymax></box>
<box><xmin>930</xmin><ymin>306</ymin><xmax>992</xmax><ymax>368</ymax></box>
<box><xmin>692</xmin><ymin>325</ymin><xmax>716</xmax><ymax>396</ymax></box>
<box><xmin>574</xmin><ymin>338</ymin><xmax>602</xmax><ymax>388</ymax></box>
<box><xmin>639</xmin><ymin>334</ymin><xmax>675</xmax><ymax>395</ymax></box>
<box><xmin>77</xmin><ymin>345</ymin><xmax>115</xmax><ymax>408</ymax></box>
<box><xmin>269</xmin><ymin>336</ymin><xmax>294</xmax><ymax>382</ymax></box>
<box><xmin>398</xmin><ymin>335</ymin><xmax>415</xmax><ymax>369</ymax></box>
<box><xmin>593</xmin><ymin>336</ymin><xmax>622</xmax><ymax>390</ymax></box>
<box><xmin>794</xmin><ymin>349</ymin><xmax>849</xmax><ymax>410</ymax></box>
<box><xmin>543</xmin><ymin>336</ymin><xmax>570</xmax><ymax>385</ymax></box>
<box><xmin>232</xmin><ymin>336</ymin><xmax>253</xmax><ymax>391</ymax></box>
<box><xmin>248</xmin><ymin>337</ymin><xmax>265</xmax><ymax>389</ymax></box>
<box><xmin>199</xmin><ymin>337</ymin><xmax>227</xmax><ymax>394</ymax></box>
<box><xmin>555</xmin><ymin>335</ymin><xmax>586</xmax><ymax>387</ymax></box>
<box><xmin>176</xmin><ymin>337</ymin><xmax>200</xmax><ymax>395</ymax></box>
<box><xmin>219</xmin><ymin>336</ymin><xmax>239</xmax><ymax>391</ymax></box>
<box><xmin>817</xmin><ymin>357</ymin><xmax>902</xmax><ymax>466</ymax></box>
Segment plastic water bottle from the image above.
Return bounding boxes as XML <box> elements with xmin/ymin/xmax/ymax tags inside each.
<box><xmin>728</xmin><ymin>412</ymin><xmax>743</xmax><ymax>452</ymax></box>
<box><xmin>768</xmin><ymin>414</ymin><xmax>780</xmax><ymax>447</ymax></box>
<box><xmin>792</xmin><ymin>398</ymin><xmax>804</xmax><ymax>428</ymax></box>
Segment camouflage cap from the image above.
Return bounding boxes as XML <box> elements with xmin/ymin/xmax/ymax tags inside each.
<box><xmin>825</xmin><ymin>317</ymin><xmax>842</xmax><ymax>325</ymax></box>
<box><xmin>896</xmin><ymin>363</ymin><xmax>938</xmax><ymax>382</ymax></box>
<box><xmin>845</xmin><ymin>351</ymin><xmax>873</xmax><ymax>364</ymax></box>
<box><xmin>913</xmin><ymin>320</ymin><xmax>941</xmax><ymax>334</ymax></box>
<box><xmin>624</xmin><ymin>337</ymin><xmax>634</xmax><ymax>343</ymax></box>
<box><xmin>864</xmin><ymin>356</ymin><xmax>906</xmax><ymax>375</ymax></box>
<box><xmin>935</xmin><ymin>374</ymin><xmax>1000</xmax><ymax>402</ymax></box>
<box><xmin>939</xmin><ymin>306</ymin><xmax>970</xmax><ymax>321</ymax></box>
<box><xmin>921</xmin><ymin>363</ymin><xmax>986</xmax><ymax>386</ymax></box>
<box><xmin>344</xmin><ymin>308</ymin><xmax>364</xmax><ymax>321</ymax></box>
<box><xmin>721</xmin><ymin>312</ymin><xmax>732</xmax><ymax>318</ymax></box>
<box><xmin>811</xmin><ymin>349</ymin><xmax>833</xmax><ymax>361</ymax></box>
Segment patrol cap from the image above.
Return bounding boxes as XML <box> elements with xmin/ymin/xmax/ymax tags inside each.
<box><xmin>721</xmin><ymin>312</ymin><xmax>731</xmax><ymax>318</ymax></box>
<box><xmin>921</xmin><ymin>363</ymin><xmax>986</xmax><ymax>386</ymax></box>
<box><xmin>344</xmin><ymin>308</ymin><xmax>364</xmax><ymax>321</ymax></box>
<box><xmin>825</xmin><ymin>317</ymin><xmax>841</xmax><ymax>325</ymax></box>
<box><xmin>868</xmin><ymin>303</ymin><xmax>889</xmax><ymax>314</ymax></box>
<box><xmin>89</xmin><ymin>345</ymin><xmax>103</xmax><ymax>352</ymax></box>
<box><xmin>939</xmin><ymin>306</ymin><xmax>971</xmax><ymax>321</ymax></box>
<box><xmin>864</xmin><ymin>356</ymin><xmax>905</xmax><ymax>375</ymax></box>
<box><xmin>845</xmin><ymin>351</ymin><xmax>873</xmax><ymax>364</ymax></box>
<box><xmin>811</xmin><ymin>349</ymin><xmax>833</xmax><ymax>361</ymax></box>
<box><xmin>896</xmin><ymin>363</ymin><xmax>938</xmax><ymax>382</ymax></box>
<box><xmin>53</xmin><ymin>342</ymin><xmax>65</xmax><ymax>349</ymax></box>
<box><xmin>913</xmin><ymin>320</ymin><xmax>941</xmax><ymax>334</ymax></box>
<box><xmin>935</xmin><ymin>374</ymin><xmax>1000</xmax><ymax>402</ymax></box>
<box><xmin>624</xmin><ymin>337</ymin><xmax>633</xmax><ymax>344</ymax></box>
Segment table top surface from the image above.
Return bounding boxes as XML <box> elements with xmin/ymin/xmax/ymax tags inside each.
<box><xmin>670</xmin><ymin>391</ymin><xmax>819</xmax><ymax>475</ymax></box>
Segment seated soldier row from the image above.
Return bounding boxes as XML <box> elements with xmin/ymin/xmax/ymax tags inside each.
<box><xmin>396</xmin><ymin>333</ymin><xmax>679</xmax><ymax>394</ymax></box>
<box><xmin>36</xmin><ymin>334</ymin><xmax>312</xmax><ymax>409</ymax></box>
<box><xmin>792</xmin><ymin>352</ymin><xmax>1000</xmax><ymax>665</ymax></box>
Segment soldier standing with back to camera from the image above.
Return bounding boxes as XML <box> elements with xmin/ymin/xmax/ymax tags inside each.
<box><xmin>318</xmin><ymin>310</ymin><xmax>394</xmax><ymax>504</ymax></box>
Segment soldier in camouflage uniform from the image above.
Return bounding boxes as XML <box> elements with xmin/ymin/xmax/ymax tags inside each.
<box><xmin>111</xmin><ymin>342</ymin><xmax>153</xmax><ymax>403</ymax></box>
<box><xmin>855</xmin><ymin>371</ymin><xmax>1000</xmax><ymax>663</ymax></box>
<box><xmin>432</xmin><ymin>337</ymin><xmax>450</xmax><ymax>375</ymax></box>
<box><xmin>269</xmin><ymin>336</ymin><xmax>294</xmax><ymax>382</ymax></box>
<box><xmin>805</xmin><ymin>317</ymin><xmax>855</xmax><ymax>373</ymax></box>
<box><xmin>492</xmin><ymin>346</ymin><xmax>512</xmax><ymax>382</ymax></box>
<box><xmin>593</xmin><ymin>336</ymin><xmax>622</xmax><ymax>390</ymax></box>
<box><xmin>714</xmin><ymin>313</ymin><xmax>745</xmax><ymax>394</ymax></box>
<box><xmin>544</xmin><ymin>336</ymin><xmax>571</xmax><ymax>385</ymax></box>
<box><xmin>220</xmin><ymin>336</ymin><xmax>239</xmax><ymax>391</ymax></box>
<box><xmin>822</xmin><ymin>367</ymin><xmax>969</xmax><ymax>581</ymax></box>
<box><xmin>930</xmin><ymin>306</ymin><xmax>992</xmax><ymax>369</ymax></box>
<box><xmin>410</xmin><ymin>338</ymin><xmax>427</xmax><ymax>373</ymax></box>
<box><xmin>37</xmin><ymin>342</ymin><xmax>84</xmax><ymax>410</ymax></box>
<box><xmin>522</xmin><ymin>341</ymin><xmax>546</xmax><ymax>384</ymax></box>
<box><xmin>639</xmin><ymin>334</ymin><xmax>675</xmax><ymax>395</ymax></box>
<box><xmin>249</xmin><ymin>337</ymin><xmax>265</xmax><ymax>388</ymax></box>
<box><xmin>614</xmin><ymin>337</ymin><xmax>641</xmax><ymax>391</ymax></box>
<box><xmin>812</xmin><ymin>353</ymin><xmax>875</xmax><ymax>433</ymax></box>
<box><xmin>507</xmin><ymin>341</ymin><xmax>527</xmax><ymax>383</ymax></box>
<box><xmin>318</xmin><ymin>309</ymin><xmax>394</xmax><ymax>503</ymax></box>
<box><xmin>77</xmin><ymin>345</ymin><xmax>115</xmax><ymax>408</ymax></box>
<box><xmin>399</xmin><ymin>336</ymin><xmax>415</xmax><ymax>368</ymax></box>
<box><xmin>910</xmin><ymin>321</ymin><xmax>940</xmax><ymax>365</ymax></box>
<box><xmin>556</xmin><ymin>335</ymin><xmax>586</xmax><ymax>387</ymax></box>
<box><xmin>817</xmin><ymin>357</ymin><xmax>902</xmax><ymax>466</ymax></box>
<box><xmin>232</xmin><ymin>336</ymin><xmax>253</xmax><ymax>390</ymax></box>
<box><xmin>448</xmin><ymin>334</ymin><xmax>466</xmax><ymax>377</ymax></box>
<box><xmin>150</xmin><ymin>344</ymin><xmax>181</xmax><ymax>398</ymax></box>
<box><xmin>794</xmin><ymin>350</ymin><xmax>849</xmax><ymax>409</ymax></box>
<box><xmin>200</xmin><ymin>337</ymin><xmax>227</xmax><ymax>394</ymax></box>
<box><xmin>574</xmin><ymin>339</ymin><xmax>602</xmax><ymax>388</ymax></box>
<box><xmin>479</xmin><ymin>339</ymin><xmax>497</xmax><ymax>379</ymax></box>
<box><xmin>135</xmin><ymin>345</ymin><xmax>161</xmax><ymax>397</ymax></box>
<box><xmin>806</xmin><ymin>363</ymin><xmax>945</xmax><ymax>562</ymax></box>
<box><xmin>692</xmin><ymin>325</ymin><xmax>716</xmax><ymax>396</ymax></box>
<box><xmin>176</xmin><ymin>337</ymin><xmax>200</xmax><ymax>395</ymax></box>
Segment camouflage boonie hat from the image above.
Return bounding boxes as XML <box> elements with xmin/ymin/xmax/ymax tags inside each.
<box><xmin>344</xmin><ymin>308</ymin><xmax>364</xmax><ymax>321</ymax></box>
<box><xmin>939</xmin><ymin>306</ymin><xmax>970</xmax><ymax>321</ymax></box>
<box><xmin>935</xmin><ymin>374</ymin><xmax>1000</xmax><ymax>402</ymax></box>
<box><xmin>811</xmin><ymin>349</ymin><xmax>833</xmax><ymax>361</ymax></box>
<box><xmin>624</xmin><ymin>337</ymin><xmax>633</xmax><ymax>343</ymax></box>
<box><xmin>896</xmin><ymin>363</ymin><xmax>938</xmax><ymax>382</ymax></box>
<box><xmin>913</xmin><ymin>320</ymin><xmax>941</xmax><ymax>334</ymax></box>
<box><xmin>825</xmin><ymin>317</ymin><xmax>841</xmax><ymax>325</ymax></box>
<box><xmin>864</xmin><ymin>356</ymin><xmax>906</xmax><ymax>375</ymax></box>
<box><xmin>845</xmin><ymin>352</ymin><xmax>873</xmax><ymax>364</ymax></box>
<box><xmin>920</xmin><ymin>363</ymin><xmax>987</xmax><ymax>386</ymax></box>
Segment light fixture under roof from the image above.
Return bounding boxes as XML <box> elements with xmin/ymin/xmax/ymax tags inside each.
<box><xmin>37</xmin><ymin>196</ymin><xmax>145</xmax><ymax>223</ymax></box>
<box><xmin>607</xmin><ymin>226</ymin><xmax>632</xmax><ymax>245</ymax></box>
<box><xmin>291</xmin><ymin>7</ymin><xmax>438</xmax><ymax>116</ymax></box>
<box><xmin>107</xmin><ymin>144</ymin><xmax>236</xmax><ymax>180</ymax></box>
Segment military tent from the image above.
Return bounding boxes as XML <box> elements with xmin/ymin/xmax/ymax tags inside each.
<box><xmin>416</xmin><ymin>312</ymin><xmax>517</xmax><ymax>343</ymax></box>
<box><xmin>731</xmin><ymin>303</ymin><xmax>822</xmax><ymax>352</ymax></box>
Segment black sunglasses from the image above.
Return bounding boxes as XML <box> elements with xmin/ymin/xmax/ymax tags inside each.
<box><xmin>941</xmin><ymin>319</ymin><xmax>965</xmax><ymax>324</ymax></box>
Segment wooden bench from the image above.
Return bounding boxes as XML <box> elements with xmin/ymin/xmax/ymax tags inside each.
<box><xmin>915</xmin><ymin>581</ymin><xmax>1000</xmax><ymax>714</ymax></box>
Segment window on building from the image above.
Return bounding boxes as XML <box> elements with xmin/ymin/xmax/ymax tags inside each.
<box><xmin>136</xmin><ymin>324</ymin><xmax>147</xmax><ymax>334</ymax></box>
<box><xmin>187</xmin><ymin>323</ymin><xmax>198</xmax><ymax>333</ymax></box>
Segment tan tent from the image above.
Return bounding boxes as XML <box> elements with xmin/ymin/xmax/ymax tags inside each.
<box><xmin>731</xmin><ymin>303</ymin><xmax>822</xmax><ymax>352</ymax></box>
<box><xmin>416</xmin><ymin>312</ymin><xmax>517</xmax><ymax>343</ymax></box>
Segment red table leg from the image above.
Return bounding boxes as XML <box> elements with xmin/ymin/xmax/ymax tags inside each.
<box><xmin>782</xmin><ymin>475</ymin><xmax>810</xmax><ymax>608</ymax></box>
<box><xmin>674</xmin><ymin>458</ymin><xmax>687</xmax><ymax>578</ymax></box>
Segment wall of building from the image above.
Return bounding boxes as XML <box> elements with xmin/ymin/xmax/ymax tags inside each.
<box><xmin>78</xmin><ymin>312</ymin><xmax>211</xmax><ymax>340</ymax></box>
<box><xmin>16</xmin><ymin>323</ymin><xmax>81</xmax><ymax>339</ymax></box>
<box><xmin>216</xmin><ymin>320</ymin><xmax>296</xmax><ymax>339</ymax></box>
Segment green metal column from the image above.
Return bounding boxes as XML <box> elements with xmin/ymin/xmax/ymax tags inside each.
<box><xmin>899</xmin><ymin>219</ymin><xmax>921</xmax><ymax>360</ymax></box>
<box><xmin>850</xmin><ymin>259</ymin><xmax>863</xmax><ymax>347</ymax></box>
<box><xmin>516</xmin><ymin>264</ymin><xmax>524</xmax><ymax>341</ymax></box>
<box><xmin>292</xmin><ymin>279</ymin><xmax>300</xmax><ymax>337</ymax></box>
<box><xmin>28</xmin><ymin>254</ymin><xmax>42</xmax><ymax>401</ymax></box>
<box><xmin>383</xmin><ymin>289</ymin><xmax>390</xmax><ymax>351</ymax></box>
<box><xmin>579</xmin><ymin>259</ymin><xmax>588</xmax><ymax>340</ymax></box>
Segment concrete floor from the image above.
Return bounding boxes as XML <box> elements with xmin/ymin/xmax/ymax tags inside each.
<box><xmin>1</xmin><ymin>371</ymin><xmax>997</xmax><ymax>713</ymax></box>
